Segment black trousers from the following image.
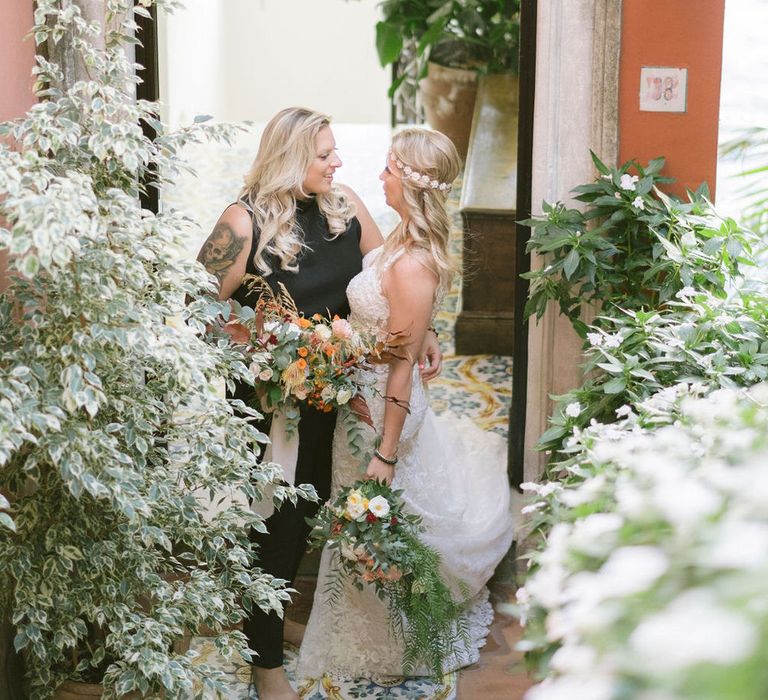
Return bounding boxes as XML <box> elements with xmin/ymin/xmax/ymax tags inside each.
<box><xmin>244</xmin><ymin>405</ymin><xmax>337</xmax><ymax>668</ymax></box>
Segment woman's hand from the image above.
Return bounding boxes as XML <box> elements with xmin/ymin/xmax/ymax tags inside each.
<box><xmin>419</xmin><ymin>329</ymin><xmax>443</xmax><ymax>381</ymax></box>
<box><xmin>365</xmin><ymin>456</ymin><xmax>395</xmax><ymax>485</ymax></box>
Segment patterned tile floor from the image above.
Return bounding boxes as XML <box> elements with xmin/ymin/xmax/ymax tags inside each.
<box><xmin>165</xmin><ymin>123</ymin><xmax>522</xmax><ymax>699</ymax></box>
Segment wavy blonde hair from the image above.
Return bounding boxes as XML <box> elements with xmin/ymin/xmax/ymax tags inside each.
<box><xmin>239</xmin><ymin>107</ymin><xmax>355</xmax><ymax>274</ymax></box>
<box><xmin>380</xmin><ymin>128</ymin><xmax>461</xmax><ymax>293</ymax></box>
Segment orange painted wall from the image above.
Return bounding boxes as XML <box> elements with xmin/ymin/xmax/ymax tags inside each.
<box><xmin>619</xmin><ymin>0</ymin><xmax>725</xmax><ymax>197</ymax></box>
<box><xmin>0</xmin><ymin>0</ymin><xmax>36</xmax><ymax>292</ymax></box>
<box><xmin>0</xmin><ymin>0</ymin><xmax>36</xmax><ymax>121</ymax></box>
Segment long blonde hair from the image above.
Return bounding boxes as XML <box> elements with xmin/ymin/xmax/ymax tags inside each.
<box><xmin>239</xmin><ymin>107</ymin><xmax>354</xmax><ymax>274</ymax></box>
<box><xmin>380</xmin><ymin>128</ymin><xmax>461</xmax><ymax>293</ymax></box>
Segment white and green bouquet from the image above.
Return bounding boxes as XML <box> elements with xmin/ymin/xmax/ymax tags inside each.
<box><xmin>307</xmin><ymin>479</ymin><xmax>467</xmax><ymax>676</ymax></box>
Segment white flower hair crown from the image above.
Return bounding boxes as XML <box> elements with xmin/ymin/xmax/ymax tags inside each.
<box><xmin>389</xmin><ymin>152</ymin><xmax>452</xmax><ymax>192</ymax></box>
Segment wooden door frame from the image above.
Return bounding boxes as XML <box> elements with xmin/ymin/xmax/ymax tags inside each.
<box><xmin>508</xmin><ymin>0</ymin><xmax>536</xmax><ymax>488</ymax></box>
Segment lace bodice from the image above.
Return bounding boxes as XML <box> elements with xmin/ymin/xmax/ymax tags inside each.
<box><xmin>346</xmin><ymin>245</ymin><xmax>444</xmax><ymax>339</ymax></box>
<box><xmin>346</xmin><ymin>246</ymin><xmax>391</xmax><ymax>337</ymax></box>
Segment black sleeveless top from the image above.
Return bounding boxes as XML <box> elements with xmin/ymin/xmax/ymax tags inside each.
<box><xmin>231</xmin><ymin>196</ymin><xmax>362</xmax><ymax>318</ymax></box>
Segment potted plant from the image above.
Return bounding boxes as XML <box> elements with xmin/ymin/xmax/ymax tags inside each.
<box><xmin>0</xmin><ymin>1</ymin><xmax>310</xmax><ymax>697</ymax></box>
<box><xmin>375</xmin><ymin>0</ymin><xmax>521</xmax><ymax>157</ymax></box>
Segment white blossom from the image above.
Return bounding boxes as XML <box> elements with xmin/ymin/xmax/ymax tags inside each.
<box><xmin>630</xmin><ymin>590</ymin><xmax>757</xmax><ymax>670</ymax></box>
<box><xmin>619</xmin><ymin>173</ymin><xmax>639</xmax><ymax>191</ymax></box>
<box><xmin>586</xmin><ymin>332</ymin><xmax>604</xmax><ymax>347</ymax></box>
<box><xmin>564</xmin><ymin>402</ymin><xmax>582</xmax><ymax>418</ymax></box>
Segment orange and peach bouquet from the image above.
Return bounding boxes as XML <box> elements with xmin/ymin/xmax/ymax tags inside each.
<box><xmin>224</xmin><ymin>277</ymin><xmax>380</xmax><ymax>432</ymax></box>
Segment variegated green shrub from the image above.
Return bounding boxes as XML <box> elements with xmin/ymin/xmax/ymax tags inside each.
<box><xmin>0</xmin><ymin>1</ymin><xmax>311</xmax><ymax>697</ymax></box>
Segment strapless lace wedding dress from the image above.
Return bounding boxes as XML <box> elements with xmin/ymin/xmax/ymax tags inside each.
<box><xmin>297</xmin><ymin>246</ymin><xmax>515</xmax><ymax>680</ymax></box>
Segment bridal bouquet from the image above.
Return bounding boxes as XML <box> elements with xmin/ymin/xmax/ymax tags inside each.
<box><xmin>225</xmin><ymin>277</ymin><xmax>379</xmax><ymax>431</ymax></box>
<box><xmin>306</xmin><ymin>479</ymin><xmax>467</xmax><ymax>676</ymax></box>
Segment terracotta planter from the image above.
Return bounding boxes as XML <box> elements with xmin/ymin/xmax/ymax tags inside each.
<box><xmin>419</xmin><ymin>62</ymin><xmax>479</xmax><ymax>160</ymax></box>
<box><xmin>54</xmin><ymin>680</ymin><xmax>140</xmax><ymax>699</ymax></box>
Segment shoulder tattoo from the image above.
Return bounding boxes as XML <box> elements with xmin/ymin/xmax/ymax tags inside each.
<box><xmin>197</xmin><ymin>221</ymin><xmax>247</xmax><ymax>285</ymax></box>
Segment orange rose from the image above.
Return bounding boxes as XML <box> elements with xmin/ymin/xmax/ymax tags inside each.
<box><xmin>297</xmin><ymin>358</ymin><xmax>307</xmax><ymax>369</ymax></box>
<box><xmin>297</xmin><ymin>346</ymin><xmax>309</xmax><ymax>357</ymax></box>
<box><xmin>324</xmin><ymin>344</ymin><xmax>336</xmax><ymax>357</ymax></box>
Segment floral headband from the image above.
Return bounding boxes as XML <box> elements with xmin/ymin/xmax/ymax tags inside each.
<box><xmin>388</xmin><ymin>152</ymin><xmax>452</xmax><ymax>192</ymax></box>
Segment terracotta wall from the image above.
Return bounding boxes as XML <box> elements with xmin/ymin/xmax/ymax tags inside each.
<box><xmin>0</xmin><ymin>0</ymin><xmax>36</xmax><ymax>291</ymax></box>
<box><xmin>619</xmin><ymin>0</ymin><xmax>725</xmax><ymax>197</ymax></box>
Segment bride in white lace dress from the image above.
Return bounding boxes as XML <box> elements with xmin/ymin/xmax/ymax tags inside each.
<box><xmin>297</xmin><ymin>128</ymin><xmax>515</xmax><ymax>681</ymax></box>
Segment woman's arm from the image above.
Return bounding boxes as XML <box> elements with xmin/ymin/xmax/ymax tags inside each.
<box><xmin>339</xmin><ymin>184</ymin><xmax>384</xmax><ymax>255</ymax></box>
<box><xmin>366</xmin><ymin>254</ymin><xmax>437</xmax><ymax>484</ymax></box>
<box><xmin>196</xmin><ymin>203</ymin><xmax>253</xmax><ymax>301</ymax></box>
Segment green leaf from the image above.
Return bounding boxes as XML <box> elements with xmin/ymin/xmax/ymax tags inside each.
<box><xmin>603</xmin><ymin>376</ymin><xmax>627</xmax><ymax>394</ymax></box>
<box><xmin>0</xmin><ymin>513</ymin><xmax>16</xmax><ymax>532</ymax></box>
<box><xmin>21</xmin><ymin>254</ymin><xmax>40</xmax><ymax>277</ymax></box>
<box><xmin>417</xmin><ymin>18</ymin><xmax>448</xmax><ymax>56</ymax></box>
<box><xmin>375</xmin><ymin>21</ymin><xmax>403</xmax><ymax>66</ymax></box>
<box><xmin>590</xmin><ymin>150</ymin><xmax>611</xmax><ymax>175</ymax></box>
<box><xmin>563</xmin><ymin>249</ymin><xmax>580</xmax><ymax>279</ymax></box>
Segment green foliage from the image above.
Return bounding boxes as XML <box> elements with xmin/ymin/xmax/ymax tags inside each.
<box><xmin>537</xmin><ymin>285</ymin><xmax>768</xmax><ymax>453</ymax></box>
<box><xmin>375</xmin><ymin>0</ymin><xmax>520</xmax><ymax>99</ymax></box>
<box><xmin>523</xmin><ymin>153</ymin><xmax>756</xmax><ymax>337</ymax></box>
<box><xmin>0</xmin><ymin>1</ymin><xmax>313</xmax><ymax>697</ymax></box>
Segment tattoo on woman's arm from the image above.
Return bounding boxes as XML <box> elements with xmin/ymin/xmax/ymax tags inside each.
<box><xmin>197</xmin><ymin>222</ymin><xmax>246</xmax><ymax>284</ymax></box>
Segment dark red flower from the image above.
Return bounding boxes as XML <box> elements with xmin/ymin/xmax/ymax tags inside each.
<box><xmin>366</xmin><ymin>512</ymin><xmax>377</xmax><ymax>523</ymax></box>
<box><xmin>268</xmin><ymin>334</ymin><xmax>278</xmax><ymax>345</ymax></box>
<box><xmin>390</xmin><ymin>516</ymin><xmax>398</xmax><ymax>526</ymax></box>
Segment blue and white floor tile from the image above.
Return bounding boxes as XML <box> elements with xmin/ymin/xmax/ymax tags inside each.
<box><xmin>189</xmin><ymin>639</ymin><xmax>457</xmax><ymax>699</ymax></box>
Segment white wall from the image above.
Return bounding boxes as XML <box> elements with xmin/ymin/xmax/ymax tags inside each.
<box><xmin>158</xmin><ymin>0</ymin><xmax>390</xmax><ymax>127</ymax></box>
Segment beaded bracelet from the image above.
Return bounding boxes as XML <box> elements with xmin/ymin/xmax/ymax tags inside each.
<box><xmin>373</xmin><ymin>448</ymin><xmax>398</xmax><ymax>466</ymax></box>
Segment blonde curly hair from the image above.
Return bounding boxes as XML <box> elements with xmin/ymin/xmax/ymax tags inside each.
<box><xmin>239</xmin><ymin>107</ymin><xmax>354</xmax><ymax>275</ymax></box>
<box><xmin>380</xmin><ymin>128</ymin><xmax>461</xmax><ymax>293</ymax></box>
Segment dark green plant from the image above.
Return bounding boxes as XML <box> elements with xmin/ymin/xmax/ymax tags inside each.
<box><xmin>375</xmin><ymin>0</ymin><xmax>520</xmax><ymax>98</ymax></box>
<box><xmin>523</xmin><ymin>153</ymin><xmax>755</xmax><ymax>337</ymax></box>
<box><xmin>523</xmin><ymin>153</ymin><xmax>763</xmax><ymax>457</ymax></box>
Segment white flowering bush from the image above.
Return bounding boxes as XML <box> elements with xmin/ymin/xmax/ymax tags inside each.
<box><xmin>518</xmin><ymin>382</ymin><xmax>768</xmax><ymax>700</ymax></box>
<box><xmin>0</xmin><ymin>1</ymin><xmax>311</xmax><ymax>697</ymax></box>
<box><xmin>537</xmin><ymin>282</ymin><xmax>768</xmax><ymax>451</ymax></box>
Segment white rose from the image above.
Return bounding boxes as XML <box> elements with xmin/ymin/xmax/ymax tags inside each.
<box><xmin>321</xmin><ymin>386</ymin><xmax>336</xmax><ymax>402</ymax></box>
<box><xmin>314</xmin><ymin>324</ymin><xmax>332</xmax><ymax>341</ymax></box>
<box><xmin>367</xmin><ymin>495</ymin><xmax>390</xmax><ymax>518</ymax></box>
<box><xmin>259</xmin><ymin>368</ymin><xmax>273</xmax><ymax>381</ymax></box>
<box><xmin>346</xmin><ymin>501</ymin><xmax>365</xmax><ymax>519</ymax></box>
<box><xmin>336</xmin><ymin>387</ymin><xmax>352</xmax><ymax>405</ymax></box>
